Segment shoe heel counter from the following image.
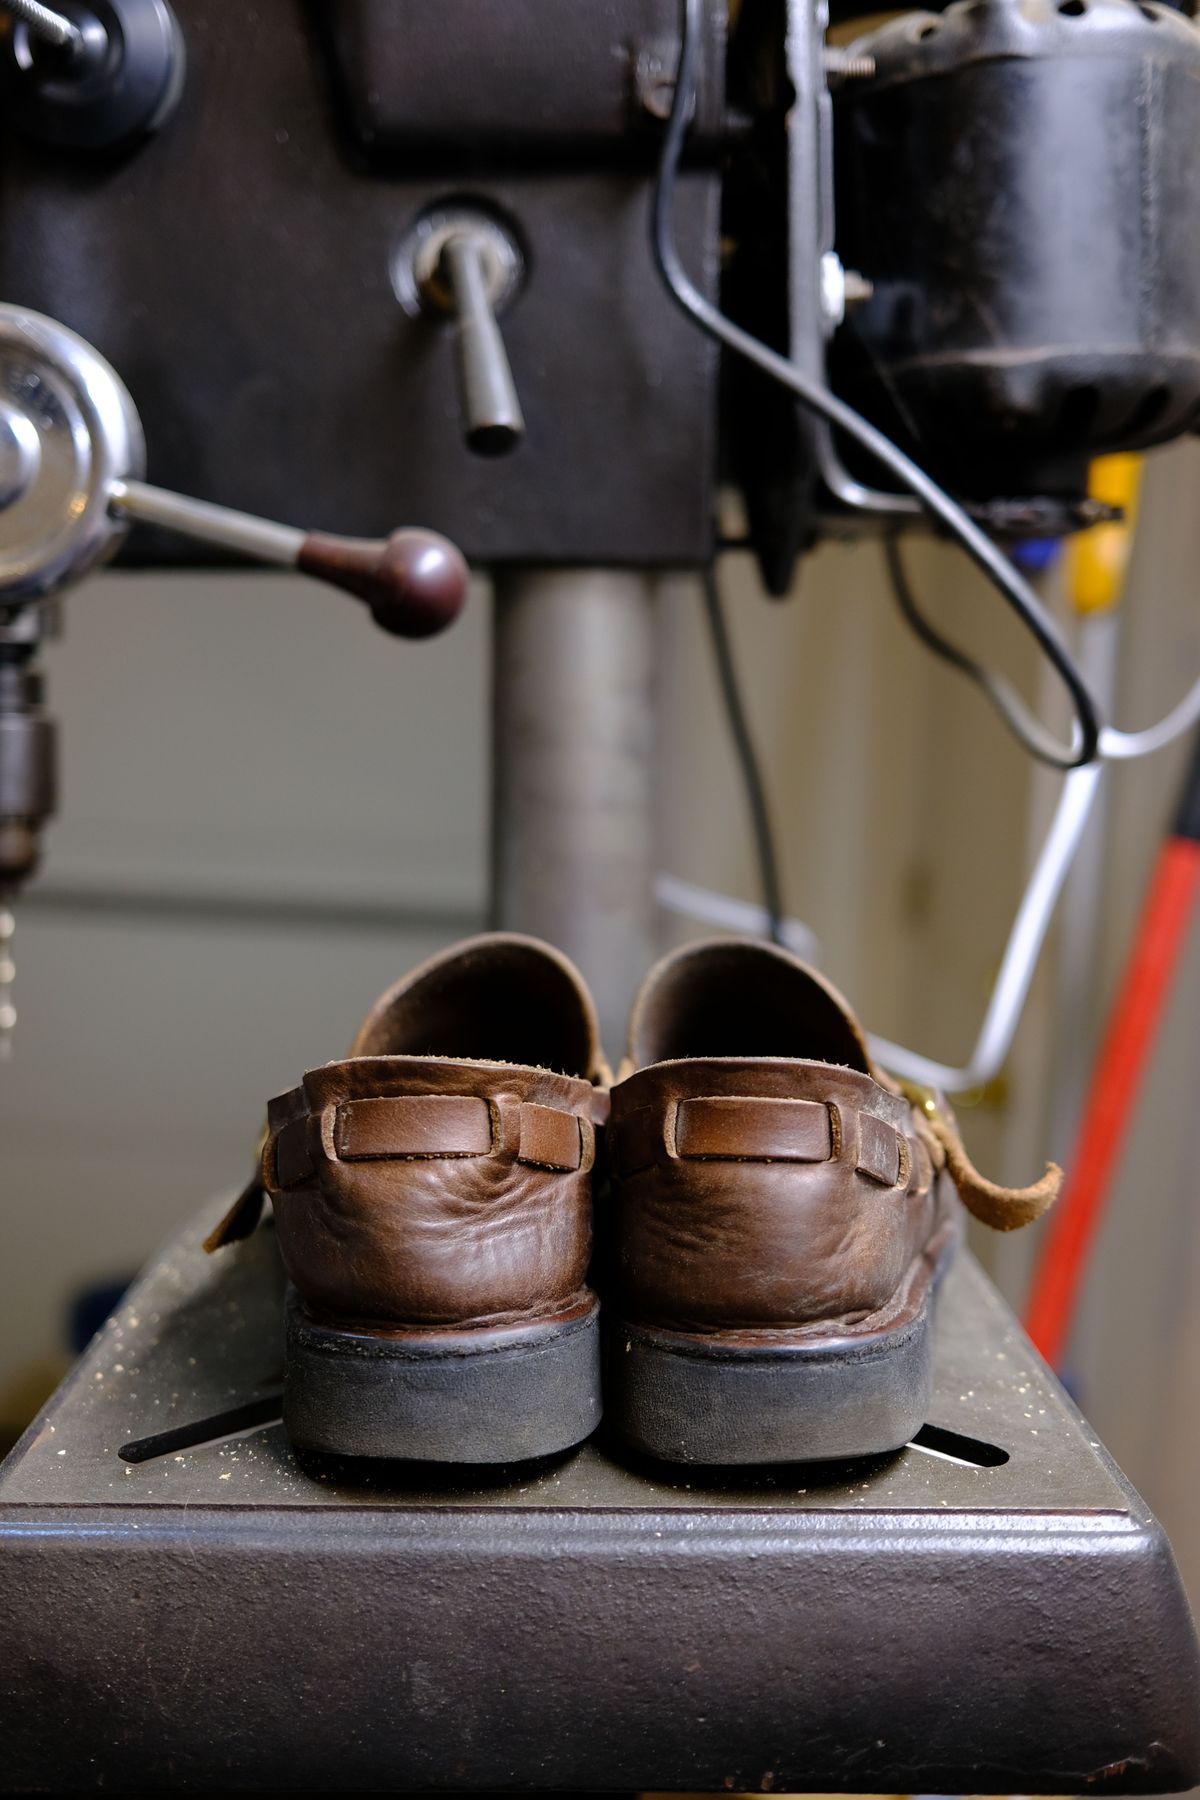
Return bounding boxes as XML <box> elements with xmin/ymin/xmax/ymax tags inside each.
<box><xmin>610</xmin><ymin>1067</ymin><xmax>938</xmax><ymax>1332</ymax></box>
<box><xmin>266</xmin><ymin>1064</ymin><xmax>596</xmax><ymax>1330</ymax></box>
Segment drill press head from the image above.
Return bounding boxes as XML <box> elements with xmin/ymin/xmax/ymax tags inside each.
<box><xmin>0</xmin><ymin>306</ymin><xmax>138</xmax><ymax>940</ymax></box>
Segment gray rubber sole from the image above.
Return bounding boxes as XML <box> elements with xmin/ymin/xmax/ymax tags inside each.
<box><xmin>284</xmin><ymin>1291</ymin><xmax>602</xmax><ymax>1463</ymax></box>
<box><xmin>605</xmin><ymin>1232</ymin><xmax>957</xmax><ymax>1467</ymax></box>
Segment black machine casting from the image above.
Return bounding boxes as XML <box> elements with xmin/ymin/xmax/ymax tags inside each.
<box><xmin>3</xmin><ymin>0</ymin><xmax>1200</xmax><ymax>881</ymax></box>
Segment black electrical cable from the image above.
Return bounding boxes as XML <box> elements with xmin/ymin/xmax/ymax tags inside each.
<box><xmin>654</xmin><ymin>0</ymin><xmax>1102</xmax><ymax>771</ymax></box>
<box><xmin>883</xmin><ymin>535</ymin><xmax>1078</xmax><ymax>766</ymax></box>
<box><xmin>701</xmin><ymin>564</ymin><xmax>787</xmax><ymax>945</ymax></box>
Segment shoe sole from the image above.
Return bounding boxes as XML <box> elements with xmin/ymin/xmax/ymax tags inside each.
<box><xmin>283</xmin><ymin>1291</ymin><xmax>601</xmax><ymax>1463</ymax></box>
<box><xmin>604</xmin><ymin>1212</ymin><xmax>959</xmax><ymax>1466</ymax></box>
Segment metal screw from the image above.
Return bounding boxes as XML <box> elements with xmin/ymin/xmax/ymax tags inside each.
<box><xmin>823</xmin><ymin>47</ymin><xmax>877</xmax><ymax>84</ymax></box>
<box><xmin>0</xmin><ymin>0</ymin><xmax>84</xmax><ymax>54</ymax></box>
<box><xmin>843</xmin><ymin>268</ymin><xmax>875</xmax><ymax>308</ymax></box>
<box><xmin>635</xmin><ymin>44</ymin><xmax>677</xmax><ymax>121</ymax></box>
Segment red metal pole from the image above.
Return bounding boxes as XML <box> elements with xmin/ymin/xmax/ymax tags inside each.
<box><xmin>1025</xmin><ymin>732</ymin><xmax>1200</xmax><ymax>1366</ymax></box>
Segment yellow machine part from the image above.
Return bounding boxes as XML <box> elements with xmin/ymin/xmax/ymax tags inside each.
<box><xmin>1068</xmin><ymin>453</ymin><xmax>1144</xmax><ymax>616</ymax></box>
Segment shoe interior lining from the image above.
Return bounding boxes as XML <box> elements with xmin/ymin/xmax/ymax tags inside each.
<box><xmin>355</xmin><ymin>941</ymin><xmax>596</xmax><ymax>1077</ymax></box>
<box><xmin>632</xmin><ymin>944</ymin><xmax>871</xmax><ymax>1073</ymax></box>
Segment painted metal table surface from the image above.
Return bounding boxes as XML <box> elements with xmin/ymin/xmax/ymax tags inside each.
<box><xmin>1</xmin><ymin>1196</ymin><xmax>1197</xmax><ymax>1793</ymax></box>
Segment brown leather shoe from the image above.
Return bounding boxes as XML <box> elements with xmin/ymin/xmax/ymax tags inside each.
<box><xmin>209</xmin><ymin>933</ymin><xmax>610</xmax><ymax>1463</ymax></box>
<box><xmin>604</xmin><ymin>938</ymin><xmax>1061</xmax><ymax>1465</ymax></box>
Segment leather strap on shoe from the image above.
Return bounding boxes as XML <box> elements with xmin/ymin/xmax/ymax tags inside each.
<box><xmin>337</xmin><ymin>1095</ymin><xmax>494</xmax><ymax>1161</ymax></box>
<box><xmin>613</xmin><ymin>1079</ymin><xmax>1062</xmax><ymax>1234</ymax></box>
<box><xmin>918</xmin><ymin>1098</ymin><xmax>1062</xmax><ymax>1232</ymax></box>
<box><xmin>203</xmin><ymin>1165</ymin><xmax>268</xmax><ymax>1252</ymax></box>
<box><xmin>320</xmin><ymin>1094</ymin><xmax>593</xmax><ymax>1176</ymax></box>
<box><xmin>204</xmin><ymin>1092</ymin><xmax>596</xmax><ymax>1254</ymax></box>
<box><xmin>616</xmin><ymin>1092</ymin><xmax>913</xmax><ymax>1192</ymax></box>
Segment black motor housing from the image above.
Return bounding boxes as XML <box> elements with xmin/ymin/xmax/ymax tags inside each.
<box><xmin>833</xmin><ymin>0</ymin><xmax>1200</xmax><ymax>501</ymax></box>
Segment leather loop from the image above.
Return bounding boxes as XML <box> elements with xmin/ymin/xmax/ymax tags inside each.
<box><xmin>856</xmin><ymin>1112</ymin><xmax>903</xmax><ymax>1188</ymax></box>
<box><xmin>335</xmin><ymin>1095</ymin><xmax>494</xmax><ymax>1161</ymax></box>
<box><xmin>676</xmin><ymin>1096</ymin><xmax>833</xmax><ymax>1164</ymax></box>
<box><xmin>830</xmin><ymin>1098</ymin><xmax>858</xmax><ymax>1170</ymax></box>
<box><xmin>614</xmin><ymin>1103</ymin><xmax>663</xmax><ymax>1177</ymax></box>
<box><xmin>578</xmin><ymin>1114</ymin><xmax>597</xmax><ymax>1175</ymax></box>
<box><xmin>275</xmin><ymin>1115</ymin><xmax>318</xmax><ymax>1188</ymax></box>
<box><xmin>517</xmin><ymin>1103</ymin><xmax>584</xmax><ymax>1172</ymax></box>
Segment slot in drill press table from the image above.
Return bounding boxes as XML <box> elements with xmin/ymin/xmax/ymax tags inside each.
<box><xmin>1</xmin><ymin>1194</ymin><xmax>1197</xmax><ymax>1794</ymax></box>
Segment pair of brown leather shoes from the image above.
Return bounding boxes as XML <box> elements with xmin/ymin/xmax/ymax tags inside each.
<box><xmin>209</xmin><ymin>932</ymin><xmax>1060</xmax><ymax>1467</ymax></box>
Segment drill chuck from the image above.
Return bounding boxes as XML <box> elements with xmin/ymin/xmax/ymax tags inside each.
<box><xmin>0</xmin><ymin>663</ymin><xmax>57</xmax><ymax>890</ymax></box>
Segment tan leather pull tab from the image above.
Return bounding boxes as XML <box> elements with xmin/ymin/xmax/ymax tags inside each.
<box><xmin>203</xmin><ymin>1129</ymin><xmax>270</xmax><ymax>1253</ymax></box>
<box><xmin>926</xmin><ymin>1106</ymin><xmax>1062</xmax><ymax>1232</ymax></box>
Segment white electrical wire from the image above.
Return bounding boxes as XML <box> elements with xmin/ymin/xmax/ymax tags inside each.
<box><xmin>886</xmin><ymin>538</ymin><xmax>1200</xmax><ymax>767</ymax></box>
<box><xmin>859</xmin><ymin>661</ymin><xmax>1200</xmax><ymax>1089</ymax></box>
<box><xmin>662</xmin><ymin>553</ymin><xmax>1199</xmax><ymax>1091</ymax></box>
<box><xmin>1100</xmin><ymin>674</ymin><xmax>1200</xmax><ymax>760</ymax></box>
<box><xmin>867</xmin><ymin>764</ymin><xmax>1104</xmax><ymax>1091</ymax></box>
<box><xmin>654</xmin><ymin>873</ymin><xmax>820</xmax><ymax>961</ymax></box>
<box><xmin>658</xmin><ymin>766</ymin><xmax>1104</xmax><ymax>1094</ymax></box>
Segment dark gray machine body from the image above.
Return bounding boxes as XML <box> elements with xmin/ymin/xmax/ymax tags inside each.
<box><xmin>1</xmin><ymin>1196</ymin><xmax>1197</xmax><ymax>1794</ymax></box>
<box><xmin>0</xmin><ymin>0</ymin><xmax>724</xmax><ymax>567</ymax></box>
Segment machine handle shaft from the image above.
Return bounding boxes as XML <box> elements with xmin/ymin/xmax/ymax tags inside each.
<box><xmin>108</xmin><ymin>480</ymin><xmax>469</xmax><ymax>639</ymax></box>
<box><xmin>441</xmin><ymin>231</ymin><xmax>525</xmax><ymax>457</ymax></box>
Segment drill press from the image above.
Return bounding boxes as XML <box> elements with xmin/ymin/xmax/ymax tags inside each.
<box><xmin>1</xmin><ymin>1</ymin><xmax>1200</xmax><ymax>1789</ymax></box>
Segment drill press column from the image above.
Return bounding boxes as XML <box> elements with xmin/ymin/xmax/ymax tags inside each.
<box><xmin>491</xmin><ymin>569</ymin><xmax>657</xmax><ymax>1056</ymax></box>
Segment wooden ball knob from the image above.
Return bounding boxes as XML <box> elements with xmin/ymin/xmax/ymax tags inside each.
<box><xmin>297</xmin><ymin>528</ymin><xmax>470</xmax><ymax>639</ymax></box>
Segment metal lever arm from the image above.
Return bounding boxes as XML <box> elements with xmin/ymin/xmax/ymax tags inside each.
<box><xmin>440</xmin><ymin>231</ymin><xmax>525</xmax><ymax>457</ymax></box>
<box><xmin>402</xmin><ymin>209</ymin><xmax>526</xmax><ymax>457</ymax></box>
<box><xmin>108</xmin><ymin>481</ymin><xmax>469</xmax><ymax>639</ymax></box>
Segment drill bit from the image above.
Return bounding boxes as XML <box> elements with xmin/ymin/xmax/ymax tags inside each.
<box><xmin>0</xmin><ymin>901</ymin><xmax>15</xmax><ymax>1059</ymax></box>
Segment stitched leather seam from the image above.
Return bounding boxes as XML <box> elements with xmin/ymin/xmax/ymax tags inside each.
<box><xmin>293</xmin><ymin>1316</ymin><xmax>597</xmax><ymax>1362</ymax></box>
<box><xmin>339</xmin><ymin>1150</ymin><xmax>491</xmax><ymax>1162</ymax></box>
<box><xmin>617</xmin><ymin>1316</ymin><xmax>926</xmax><ymax>1363</ymax></box>
<box><xmin>296</xmin><ymin>1290</ymin><xmax>597</xmax><ymax>1345</ymax></box>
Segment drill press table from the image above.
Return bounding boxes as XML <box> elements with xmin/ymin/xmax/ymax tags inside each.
<box><xmin>1</xmin><ymin>1195</ymin><xmax>1197</xmax><ymax>1794</ymax></box>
